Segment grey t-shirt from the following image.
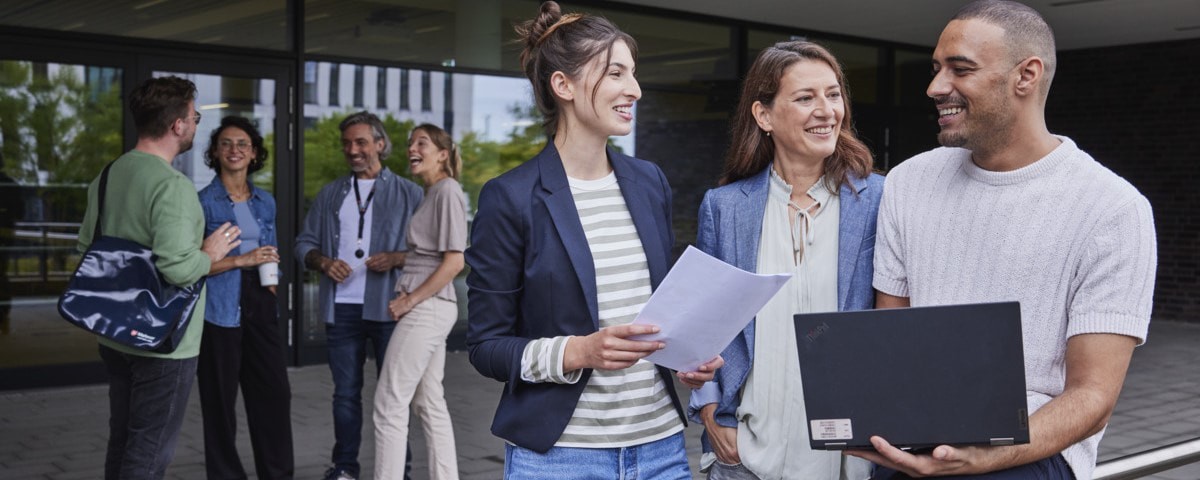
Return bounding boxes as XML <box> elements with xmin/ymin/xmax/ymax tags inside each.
<box><xmin>395</xmin><ymin>177</ymin><xmax>468</xmax><ymax>301</ymax></box>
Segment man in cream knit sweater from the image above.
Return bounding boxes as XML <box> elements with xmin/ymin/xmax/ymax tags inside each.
<box><xmin>851</xmin><ymin>1</ymin><xmax>1158</xmax><ymax>479</ymax></box>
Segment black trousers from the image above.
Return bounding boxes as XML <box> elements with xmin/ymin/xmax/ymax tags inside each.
<box><xmin>197</xmin><ymin>270</ymin><xmax>294</xmax><ymax>480</ymax></box>
<box><xmin>101</xmin><ymin>345</ymin><xmax>198</xmax><ymax>480</ymax></box>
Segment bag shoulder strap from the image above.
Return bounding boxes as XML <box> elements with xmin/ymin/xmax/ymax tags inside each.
<box><xmin>94</xmin><ymin>159</ymin><xmax>118</xmax><ymax>238</ymax></box>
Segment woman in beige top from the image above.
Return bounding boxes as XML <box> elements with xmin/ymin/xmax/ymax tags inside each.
<box><xmin>373</xmin><ymin>123</ymin><xmax>468</xmax><ymax>480</ymax></box>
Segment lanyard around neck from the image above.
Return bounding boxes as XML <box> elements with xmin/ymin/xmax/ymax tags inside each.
<box><xmin>353</xmin><ymin>176</ymin><xmax>376</xmax><ymax>257</ymax></box>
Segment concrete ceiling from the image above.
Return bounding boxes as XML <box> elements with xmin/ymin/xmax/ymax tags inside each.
<box><xmin>626</xmin><ymin>0</ymin><xmax>1200</xmax><ymax>50</ymax></box>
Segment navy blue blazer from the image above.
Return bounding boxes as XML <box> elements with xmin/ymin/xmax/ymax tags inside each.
<box><xmin>685</xmin><ymin>166</ymin><xmax>884</xmax><ymax>452</ymax></box>
<box><xmin>465</xmin><ymin>141</ymin><xmax>686</xmax><ymax>453</ymax></box>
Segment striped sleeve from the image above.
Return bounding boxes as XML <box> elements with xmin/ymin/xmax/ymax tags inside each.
<box><xmin>520</xmin><ymin>336</ymin><xmax>583</xmax><ymax>384</ymax></box>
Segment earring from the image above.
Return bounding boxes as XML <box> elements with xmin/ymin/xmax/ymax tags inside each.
<box><xmin>766</xmin><ymin>131</ymin><xmax>771</xmax><ymax>137</ymax></box>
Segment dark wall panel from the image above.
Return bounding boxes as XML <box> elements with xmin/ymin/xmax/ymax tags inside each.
<box><xmin>1047</xmin><ymin>38</ymin><xmax>1200</xmax><ymax>323</ymax></box>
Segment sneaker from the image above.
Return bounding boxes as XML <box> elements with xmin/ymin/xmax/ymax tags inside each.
<box><xmin>322</xmin><ymin>466</ymin><xmax>356</xmax><ymax>480</ymax></box>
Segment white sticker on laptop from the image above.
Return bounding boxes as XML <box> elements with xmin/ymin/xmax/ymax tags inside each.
<box><xmin>810</xmin><ymin>419</ymin><xmax>853</xmax><ymax>440</ymax></box>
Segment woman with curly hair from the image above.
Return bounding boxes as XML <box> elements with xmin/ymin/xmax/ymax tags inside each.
<box><xmin>196</xmin><ymin>115</ymin><xmax>293</xmax><ymax>480</ymax></box>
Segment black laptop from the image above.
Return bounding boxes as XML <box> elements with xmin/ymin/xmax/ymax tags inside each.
<box><xmin>793</xmin><ymin>302</ymin><xmax>1029</xmax><ymax>451</ymax></box>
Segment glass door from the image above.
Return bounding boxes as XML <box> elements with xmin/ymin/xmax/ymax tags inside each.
<box><xmin>0</xmin><ymin>58</ymin><xmax>125</xmax><ymax>381</ymax></box>
<box><xmin>0</xmin><ymin>31</ymin><xmax>295</xmax><ymax>391</ymax></box>
<box><xmin>145</xmin><ymin>55</ymin><xmax>298</xmax><ymax>363</ymax></box>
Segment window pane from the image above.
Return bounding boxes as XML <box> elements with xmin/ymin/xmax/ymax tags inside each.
<box><xmin>376</xmin><ymin>68</ymin><xmax>388</xmax><ymax>109</ymax></box>
<box><xmin>747</xmin><ymin>30</ymin><xmax>881</xmax><ymax>105</ymax></box>
<box><xmin>399</xmin><ymin>68</ymin><xmax>410</xmax><ymax>110</ymax></box>
<box><xmin>304</xmin><ymin>63</ymin><xmax>319</xmax><ymax>104</ymax></box>
<box><xmin>421</xmin><ymin>71</ymin><xmax>432</xmax><ymax>112</ymax></box>
<box><xmin>0</xmin><ymin>61</ymin><xmax>123</xmax><ymax>367</ymax></box>
<box><xmin>895</xmin><ymin>49</ymin><xmax>934</xmax><ymax>108</ymax></box>
<box><xmin>353</xmin><ymin>65</ymin><xmax>365</xmax><ymax>108</ymax></box>
<box><xmin>304</xmin><ymin>0</ymin><xmax>523</xmax><ymax>72</ymax></box>
<box><xmin>303</xmin><ymin>0</ymin><xmax>735</xmax><ymax>85</ymax></box>
<box><xmin>561</xmin><ymin>2</ymin><xmax>736</xmax><ymax>87</ymax></box>
<box><xmin>328</xmin><ymin>63</ymin><xmax>341</xmax><ymax>107</ymax></box>
<box><xmin>0</xmin><ymin>1</ymin><xmax>289</xmax><ymax>51</ymax></box>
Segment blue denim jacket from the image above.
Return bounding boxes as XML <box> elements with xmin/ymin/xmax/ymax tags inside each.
<box><xmin>198</xmin><ymin>177</ymin><xmax>278</xmax><ymax>327</ymax></box>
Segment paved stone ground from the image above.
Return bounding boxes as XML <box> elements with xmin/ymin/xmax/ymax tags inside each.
<box><xmin>2</xmin><ymin>320</ymin><xmax>1198</xmax><ymax>479</ymax></box>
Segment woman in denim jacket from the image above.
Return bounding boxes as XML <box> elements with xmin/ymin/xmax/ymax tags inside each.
<box><xmin>196</xmin><ymin>115</ymin><xmax>294</xmax><ymax>480</ymax></box>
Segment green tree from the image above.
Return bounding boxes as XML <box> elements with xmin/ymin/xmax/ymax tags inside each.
<box><xmin>0</xmin><ymin>61</ymin><xmax>33</xmax><ymax>181</ymax></box>
<box><xmin>455</xmin><ymin>103</ymin><xmax>625</xmax><ymax>212</ymax></box>
<box><xmin>0</xmin><ymin>61</ymin><xmax>122</xmax><ymax>278</ymax></box>
<box><xmin>0</xmin><ymin>61</ymin><xmax>122</xmax><ymax>220</ymax></box>
<box><xmin>458</xmin><ymin>103</ymin><xmax>547</xmax><ymax>211</ymax></box>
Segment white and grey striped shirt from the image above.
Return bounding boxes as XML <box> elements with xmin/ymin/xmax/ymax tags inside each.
<box><xmin>519</xmin><ymin>171</ymin><xmax>683</xmax><ymax>448</ymax></box>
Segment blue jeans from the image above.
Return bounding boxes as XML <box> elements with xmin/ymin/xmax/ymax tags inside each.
<box><xmin>871</xmin><ymin>453</ymin><xmax>1073</xmax><ymax>479</ymax></box>
<box><xmin>100</xmin><ymin>344</ymin><xmax>198</xmax><ymax>480</ymax></box>
<box><xmin>504</xmin><ymin>432</ymin><xmax>692</xmax><ymax>480</ymax></box>
<box><xmin>327</xmin><ymin>303</ymin><xmax>406</xmax><ymax>477</ymax></box>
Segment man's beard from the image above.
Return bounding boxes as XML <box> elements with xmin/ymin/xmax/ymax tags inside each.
<box><xmin>938</xmin><ymin>130</ymin><xmax>967</xmax><ymax>148</ymax></box>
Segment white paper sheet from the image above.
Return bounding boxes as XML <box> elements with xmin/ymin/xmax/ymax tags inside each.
<box><xmin>630</xmin><ymin>245</ymin><xmax>791</xmax><ymax>372</ymax></box>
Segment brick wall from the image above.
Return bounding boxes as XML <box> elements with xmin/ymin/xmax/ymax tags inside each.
<box><xmin>1047</xmin><ymin>38</ymin><xmax>1200</xmax><ymax>322</ymax></box>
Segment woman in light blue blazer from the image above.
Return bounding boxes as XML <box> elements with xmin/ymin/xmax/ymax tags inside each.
<box><xmin>688</xmin><ymin>41</ymin><xmax>884</xmax><ymax>480</ymax></box>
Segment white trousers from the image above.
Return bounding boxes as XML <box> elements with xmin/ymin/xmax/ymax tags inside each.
<box><xmin>373</xmin><ymin>296</ymin><xmax>460</xmax><ymax>480</ymax></box>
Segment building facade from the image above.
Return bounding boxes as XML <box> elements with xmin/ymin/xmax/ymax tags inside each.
<box><xmin>0</xmin><ymin>0</ymin><xmax>1194</xmax><ymax>390</ymax></box>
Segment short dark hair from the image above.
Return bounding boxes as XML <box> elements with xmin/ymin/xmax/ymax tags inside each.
<box><xmin>339</xmin><ymin>111</ymin><xmax>392</xmax><ymax>160</ymax></box>
<box><xmin>516</xmin><ymin>1</ymin><xmax>637</xmax><ymax>136</ymax></box>
<box><xmin>953</xmin><ymin>0</ymin><xmax>1057</xmax><ymax>93</ymax></box>
<box><xmin>204</xmin><ymin>116</ymin><xmax>269</xmax><ymax>175</ymax></box>
<box><xmin>128</xmin><ymin>76</ymin><xmax>197</xmax><ymax>139</ymax></box>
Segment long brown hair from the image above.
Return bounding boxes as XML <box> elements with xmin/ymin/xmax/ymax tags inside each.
<box><xmin>515</xmin><ymin>1</ymin><xmax>637</xmax><ymax>136</ymax></box>
<box><xmin>720</xmin><ymin>41</ymin><xmax>873</xmax><ymax>191</ymax></box>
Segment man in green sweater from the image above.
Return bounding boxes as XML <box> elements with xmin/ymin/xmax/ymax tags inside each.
<box><xmin>77</xmin><ymin>76</ymin><xmax>241</xmax><ymax>480</ymax></box>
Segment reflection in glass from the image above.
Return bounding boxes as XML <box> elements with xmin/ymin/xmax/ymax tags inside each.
<box><xmin>0</xmin><ymin>60</ymin><xmax>123</xmax><ymax>367</ymax></box>
<box><xmin>895</xmin><ymin>49</ymin><xmax>935</xmax><ymax>108</ymax></box>
<box><xmin>561</xmin><ymin>2</ymin><xmax>736</xmax><ymax>87</ymax></box>
<box><xmin>304</xmin><ymin>0</ymin><xmax>516</xmax><ymax>72</ymax></box>
<box><xmin>0</xmin><ymin>0</ymin><xmax>289</xmax><ymax>51</ymax></box>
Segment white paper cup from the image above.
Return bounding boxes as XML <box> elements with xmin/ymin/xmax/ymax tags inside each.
<box><xmin>257</xmin><ymin>262</ymin><xmax>279</xmax><ymax>286</ymax></box>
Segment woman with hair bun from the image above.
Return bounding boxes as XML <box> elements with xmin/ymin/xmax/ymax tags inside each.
<box><xmin>373</xmin><ymin>123</ymin><xmax>468</xmax><ymax>480</ymax></box>
<box><xmin>465</xmin><ymin>1</ymin><xmax>722</xmax><ymax>478</ymax></box>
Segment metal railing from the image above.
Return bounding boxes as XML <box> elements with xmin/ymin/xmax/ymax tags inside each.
<box><xmin>1094</xmin><ymin>437</ymin><xmax>1200</xmax><ymax>480</ymax></box>
<box><xmin>7</xmin><ymin>221</ymin><xmax>81</xmax><ymax>282</ymax></box>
